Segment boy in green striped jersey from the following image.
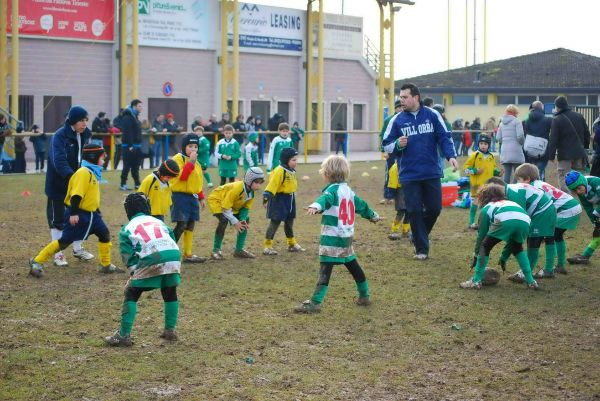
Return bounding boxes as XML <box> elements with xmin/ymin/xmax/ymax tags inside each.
<box><xmin>565</xmin><ymin>171</ymin><xmax>600</xmax><ymax>265</ymax></box>
<box><xmin>487</xmin><ymin>177</ymin><xmax>556</xmax><ymax>283</ymax></box>
<box><xmin>516</xmin><ymin>164</ymin><xmax>582</xmax><ymax>276</ymax></box>
<box><xmin>294</xmin><ymin>155</ymin><xmax>382</xmax><ymax>313</ymax></box>
<box><xmin>105</xmin><ymin>193</ymin><xmax>182</xmax><ymax>347</ymax></box>
<box><xmin>460</xmin><ymin>184</ymin><xmax>538</xmax><ymax>290</ymax></box>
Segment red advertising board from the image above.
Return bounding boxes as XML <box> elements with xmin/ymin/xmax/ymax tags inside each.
<box><xmin>7</xmin><ymin>0</ymin><xmax>115</xmax><ymax>42</ymax></box>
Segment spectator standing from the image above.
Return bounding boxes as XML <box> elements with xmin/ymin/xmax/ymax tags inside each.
<box><xmin>91</xmin><ymin>112</ymin><xmax>108</xmax><ymax>147</ymax></box>
<box><xmin>29</xmin><ymin>124</ymin><xmax>47</xmax><ymax>172</ymax></box>
<box><xmin>523</xmin><ymin>101</ymin><xmax>552</xmax><ymax>181</ymax></box>
<box><xmin>204</xmin><ymin>114</ymin><xmax>220</xmax><ymax>154</ymax></box>
<box><xmin>381</xmin><ymin>83</ymin><xmax>458</xmax><ymax>260</ymax></box>
<box><xmin>485</xmin><ymin>116</ymin><xmax>497</xmax><ymax>152</ymax></box>
<box><xmin>462</xmin><ymin>121</ymin><xmax>472</xmax><ymax>157</ymax></box>
<box><xmin>245</xmin><ymin>116</ymin><xmax>255</xmax><ymax>132</ymax></box>
<box><xmin>496</xmin><ymin>104</ymin><xmax>525</xmax><ymax>183</ymax></box>
<box><xmin>547</xmin><ymin>96</ymin><xmax>590</xmax><ymax>192</ymax></box>
<box><xmin>151</xmin><ymin>113</ymin><xmax>166</xmax><ymax>167</ymax></box>
<box><xmin>451</xmin><ymin>118</ymin><xmax>463</xmax><ymax>155</ymax></box>
<box><xmin>591</xmin><ymin>114</ymin><xmax>600</xmax><ymax>176</ymax></box>
<box><xmin>254</xmin><ymin>116</ymin><xmax>266</xmax><ymax>163</ymax></box>
<box><xmin>163</xmin><ymin>113</ymin><xmax>182</xmax><ymax>158</ymax></box>
<box><xmin>471</xmin><ymin>117</ymin><xmax>481</xmax><ymax>151</ymax></box>
<box><xmin>291</xmin><ymin>121</ymin><xmax>304</xmax><ymax>151</ymax></box>
<box><xmin>191</xmin><ymin>116</ymin><xmax>203</xmax><ymax>131</ymax></box>
<box><xmin>334</xmin><ymin>123</ymin><xmax>348</xmax><ymax>156</ymax></box>
<box><xmin>0</xmin><ymin>113</ymin><xmax>9</xmax><ymax>170</ymax></box>
<box><xmin>232</xmin><ymin>114</ymin><xmax>246</xmax><ymax>145</ymax></box>
<box><xmin>14</xmin><ymin>133</ymin><xmax>27</xmax><ymax>173</ymax></box>
<box><xmin>119</xmin><ymin>99</ymin><xmax>143</xmax><ymax>191</ymax></box>
<box><xmin>45</xmin><ymin>105</ymin><xmax>93</xmax><ymax>266</ymax></box>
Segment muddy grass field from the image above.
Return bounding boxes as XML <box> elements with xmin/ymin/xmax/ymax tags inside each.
<box><xmin>0</xmin><ymin>160</ymin><xmax>599</xmax><ymax>400</ymax></box>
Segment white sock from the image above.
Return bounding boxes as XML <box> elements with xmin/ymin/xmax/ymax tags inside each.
<box><xmin>50</xmin><ymin>229</ymin><xmax>64</xmax><ymax>258</ymax></box>
<box><xmin>73</xmin><ymin>240</ymin><xmax>83</xmax><ymax>252</ymax></box>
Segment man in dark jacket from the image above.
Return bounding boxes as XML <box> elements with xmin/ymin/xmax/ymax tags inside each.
<box><xmin>45</xmin><ymin>105</ymin><xmax>93</xmax><ymax>266</ymax></box>
<box><xmin>118</xmin><ymin>99</ymin><xmax>143</xmax><ymax>191</ymax></box>
<box><xmin>547</xmin><ymin>96</ymin><xmax>590</xmax><ymax>191</ymax></box>
<box><xmin>523</xmin><ymin>101</ymin><xmax>552</xmax><ymax>180</ymax></box>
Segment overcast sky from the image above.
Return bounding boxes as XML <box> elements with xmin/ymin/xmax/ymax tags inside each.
<box><xmin>256</xmin><ymin>0</ymin><xmax>599</xmax><ymax>79</ymax></box>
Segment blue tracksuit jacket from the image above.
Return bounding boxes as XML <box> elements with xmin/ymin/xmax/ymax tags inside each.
<box><xmin>381</xmin><ymin>105</ymin><xmax>456</xmax><ymax>182</ymax></box>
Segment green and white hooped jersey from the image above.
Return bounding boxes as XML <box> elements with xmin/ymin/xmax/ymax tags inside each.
<box><xmin>531</xmin><ymin>180</ymin><xmax>582</xmax><ymax>219</ymax></box>
<box><xmin>119</xmin><ymin>214</ymin><xmax>181</xmax><ymax>280</ymax></box>
<box><xmin>483</xmin><ymin>200</ymin><xmax>531</xmax><ymax>225</ymax></box>
<box><xmin>506</xmin><ymin>183</ymin><xmax>553</xmax><ymax>217</ymax></box>
<box><xmin>309</xmin><ymin>182</ymin><xmax>376</xmax><ymax>262</ymax></box>
<box><xmin>582</xmin><ymin>176</ymin><xmax>600</xmax><ymax>205</ymax></box>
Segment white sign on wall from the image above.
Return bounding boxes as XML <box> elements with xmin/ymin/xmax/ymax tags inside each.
<box><xmin>323</xmin><ymin>13</ymin><xmax>363</xmax><ymax>58</ymax></box>
<box><xmin>135</xmin><ymin>0</ymin><xmax>210</xmax><ymax>49</ymax></box>
<box><xmin>228</xmin><ymin>3</ymin><xmax>305</xmax><ymax>53</ymax></box>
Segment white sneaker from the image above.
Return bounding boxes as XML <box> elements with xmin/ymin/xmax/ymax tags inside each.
<box><xmin>208</xmin><ymin>182</ymin><xmax>214</xmax><ymax>188</ymax></box>
<box><xmin>413</xmin><ymin>253</ymin><xmax>428</xmax><ymax>261</ymax></box>
<box><xmin>53</xmin><ymin>253</ymin><xmax>69</xmax><ymax>267</ymax></box>
<box><xmin>73</xmin><ymin>248</ymin><xmax>95</xmax><ymax>261</ymax></box>
<box><xmin>288</xmin><ymin>244</ymin><xmax>306</xmax><ymax>252</ymax></box>
<box><xmin>459</xmin><ymin>278</ymin><xmax>482</xmax><ymax>289</ymax></box>
<box><xmin>263</xmin><ymin>247</ymin><xmax>278</xmax><ymax>256</ymax></box>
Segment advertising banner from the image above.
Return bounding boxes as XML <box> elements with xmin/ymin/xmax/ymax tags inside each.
<box><xmin>7</xmin><ymin>0</ymin><xmax>115</xmax><ymax>42</ymax></box>
<box><xmin>228</xmin><ymin>3</ymin><xmax>304</xmax><ymax>53</ymax></box>
<box><xmin>136</xmin><ymin>0</ymin><xmax>210</xmax><ymax>49</ymax></box>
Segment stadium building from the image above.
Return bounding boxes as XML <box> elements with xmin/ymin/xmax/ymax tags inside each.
<box><xmin>4</xmin><ymin>0</ymin><xmax>381</xmax><ymax>153</ymax></box>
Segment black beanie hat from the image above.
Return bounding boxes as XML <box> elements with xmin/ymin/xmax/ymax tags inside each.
<box><xmin>554</xmin><ymin>96</ymin><xmax>569</xmax><ymax>110</ymax></box>
<box><xmin>82</xmin><ymin>143</ymin><xmax>106</xmax><ymax>164</ymax></box>
<box><xmin>181</xmin><ymin>133</ymin><xmax>199</xmax><ymax>153</ymax></box>
<box><xmin>66</xmin><ymin>106</ymin><xmax>88</xmax><ymax>125</ymax></box>
<box><xmin>157</xmin><ymin>159</ymin><xmax>180</xmax><ymax>177</ymax></box>
<box><xmin>280</xmin><ymin>147</ymin><xmax>299</xmax><ymax>166</ymax></box>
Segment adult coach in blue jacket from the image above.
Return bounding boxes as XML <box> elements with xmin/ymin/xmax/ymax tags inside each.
<box><xmin>382</xmin><ymin>83</ymin><xmax>458</xmax><ymax>260</ymax></box>
<box><xmin>45</xmin><ymin>105</ymin><xmax>94</xmax><ymax>266</ymax></box>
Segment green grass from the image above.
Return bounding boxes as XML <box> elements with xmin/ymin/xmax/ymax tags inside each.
<box><xmin>0</xmin><ymin>160</ymin><xmax>599</xmax><ymax>400</ymax></box>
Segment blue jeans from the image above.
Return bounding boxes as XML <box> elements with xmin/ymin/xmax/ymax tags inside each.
<box><xmin>401</xmin><ymin>178</ymin><xmax>442</xmax><ymax>255</ymax></box>
<box><xmin>153</xmin><ymin>140</ymin><xmax>162</xmax><ymax>167</ymax></box>
<box><xmin>533</xmin><ymin>159</ymin><xmax>548</xmax><ymax>181</ymax></box>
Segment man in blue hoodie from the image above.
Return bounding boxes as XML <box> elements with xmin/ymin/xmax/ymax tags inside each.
<box><xmin>382</xmin><ymin>83</ymin><xmax>458</xmax><ymax>260</ymax></box>
<box><xmin>45</xmin><ymin>105</ymin><xmax>94</xmax><ymax>266</ymax></box>
<box><xmin>118</xmin><ymin>99</ymin><xmax>143</xmax><ymax>191</ymax></box>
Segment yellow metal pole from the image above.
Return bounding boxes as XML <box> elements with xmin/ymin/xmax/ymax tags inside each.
<box><xmin>131</xmin><ymin>0</ymin><xmax>139</xmax><ymax>99</ymax></box>
<box><xmin>10</xmin><ymin>0</ymin><xmax>19</xmax><ymax>124</ymax></box>
<box><xmin>304</xmin><ymin>1</ymin><xmax>313</xmax><ymax>161</ymax></box>
<box><xmin>0</xmin><ymin>0</ymin><xmax>7</xmax><ymax>111</ymax></box>
<box><xmin>378</xmin><ymin>2</ymin><xmax>384</xmax><ymax>131</ymax></box>
<box><xmin>447</xmin><ymin>0</ymin><xmax>450</xmax><ymax>70</ymax></box>
<box><xmin>232</xmin><ymin>0</ymin><xmax>239</xmax><ymax>118</ymax></box>
<box><xmin>220</xmin><ymin>0</ymin><xmax>229</xmax><ymax>115</ymax></box>
<box><xmin>483</xmin><ymin>0</ymin><xmax>487</xmax><ymax>63</ymax></box>
<box><xmin>387</xmin><ymin>4</ymin><xmax>395</xmax><ymax>114</ymax></box>
<box><xmin>317</xmin><ymin>0</ymin><xmax>324</xmax><ymax>148</ymax></box>
<box><xmin>465</xmin><ymin>0</ymin><xmax>468</xmax><ymax>67</ymax></box>
<box><xmin>119</xmin><ymin>0</ymin><xmax>128</xmax><ymax>108</ymax></box>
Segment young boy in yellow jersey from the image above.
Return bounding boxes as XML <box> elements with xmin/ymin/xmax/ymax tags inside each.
<box><xmin>29</xmin><ymin>144</ymin><xmax>123</xmax><ymax>277</ymax></box>
<box><xmin>463</xmin><ymin>135</ymin><xmax>501</xmax><ymax>229</ymax></box>
<box><xmin>170</xmin><ymin>134</ymin><xmax>207</xmax><ymax>263</ymax></box>
<box><xmin>208</xmin><ymin>167</ymin><xmax>265</xmax><ymax>260</ymax></box>
<box><xmin>138</xmin><ymin>159</ymin><xmax>180</xmax><ymax>221</ymax></box>
<box><xmin>262</xmin><ymin>147</ymin><xmax>304</xmax><ymax>255</ymax></box>
<box><xmin>386</xmin><ymin>161</ymin><xmax>410</xmax><ymax>240</ymax></box>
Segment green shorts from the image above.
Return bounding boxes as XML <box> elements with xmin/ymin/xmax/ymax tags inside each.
<box><xmin>529</xmin><ymin>206</ymin><xmax>557</xmax><ymax>237</ymax></box>
<box><xmin>131</xmin><ymin>273</ymin><xmax>181</xmax><ymax>289</ymax></box>
<box><xmin>556</xmin><ymin>214</ymin><xmax>580</xmax><ymax>231</ymax></box>
<box><xmin>489</xmin><ymin>219</ymin><xmax>530</xmax><ymax>244</ymax></box>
